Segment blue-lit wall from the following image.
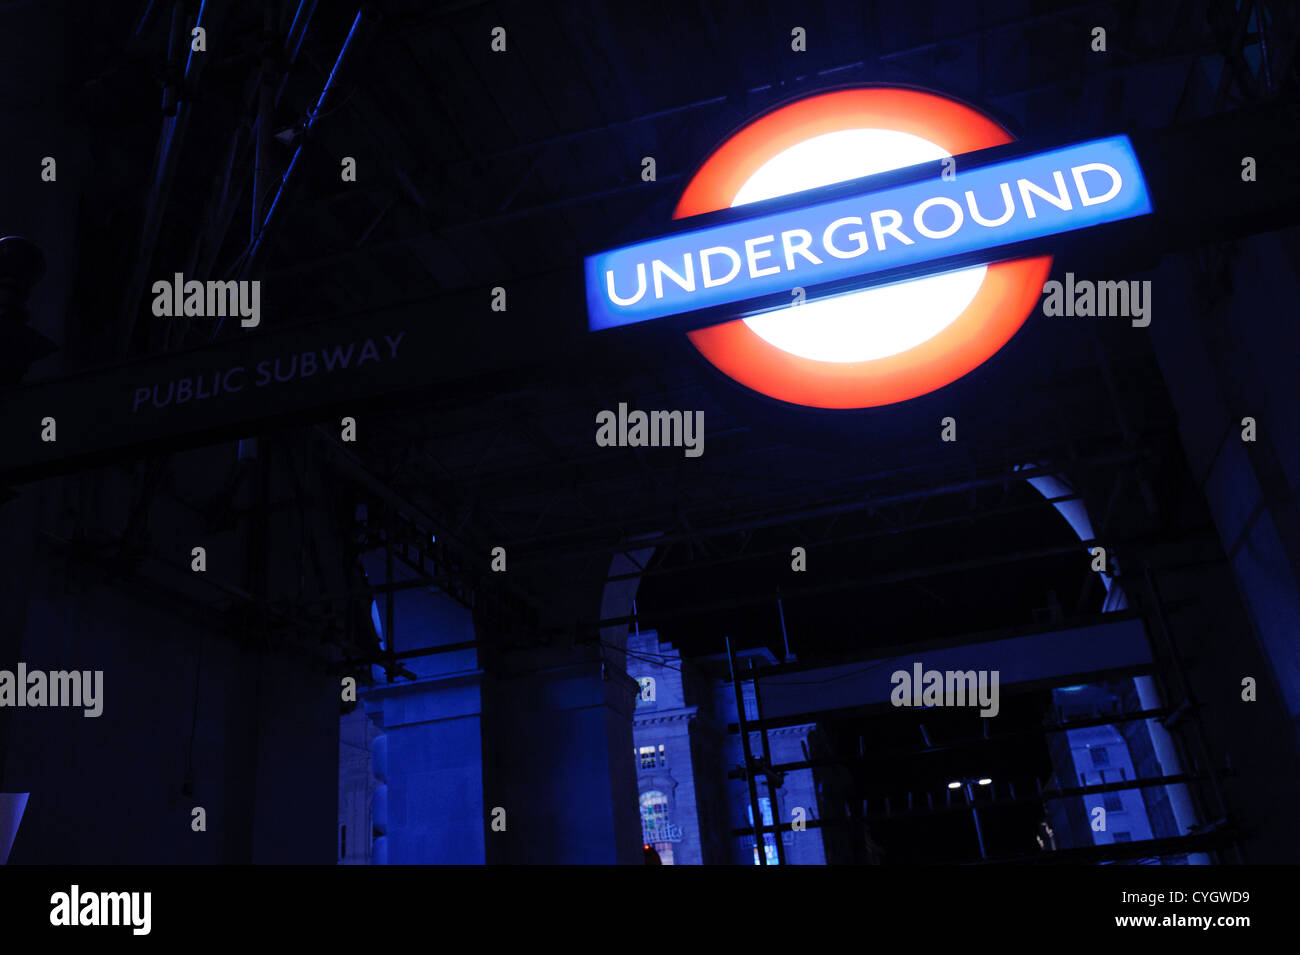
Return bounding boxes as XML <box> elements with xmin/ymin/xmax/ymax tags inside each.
<box><xmin>353</xmin><ymin>549</ymin><xmax>643</xmax><ymax>864</ymax></box>
<box><xmin>357</xmin><ymin>557</ymin><xmax>488</xmax><ymax>864</ymax></box>
<box><xmin>1143</xmin><ymin>237</ymin><xmax>1300</xmax><ymax>862</ymax></box>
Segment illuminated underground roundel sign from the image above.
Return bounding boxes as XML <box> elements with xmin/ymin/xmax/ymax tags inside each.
<box><xmin>584</xmin><ymin>88</ymin><xmax>1154</xmax><ymax>408</ymax></box>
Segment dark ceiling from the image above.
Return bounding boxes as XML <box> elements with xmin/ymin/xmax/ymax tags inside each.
<box><xmin>37</xmin><ymin>0</ymin><xmax>1299</xmax><ymax>660</ymax></box>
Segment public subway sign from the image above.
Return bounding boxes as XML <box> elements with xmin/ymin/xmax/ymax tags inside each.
<box><xmin>585</xmin><ymin>135</ymin><xmax>1151</xmax><ymax>331</ymax></box>
<box><xmin>582</xmin><ymin>87</ymin><xmax>1155</xmax><ymax>409</ymax></box>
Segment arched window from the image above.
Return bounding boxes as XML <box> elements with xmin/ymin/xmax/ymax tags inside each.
<box><xmin>640</xmin><ymin>790</ymin><xmax>675</xmax><ymax>865</ymax></box>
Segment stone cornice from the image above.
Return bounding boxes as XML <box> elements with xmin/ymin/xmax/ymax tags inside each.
<box><xmin>634</xmin><ymin>706</ymin><xmax>697</xmax><ymax>727</ymax></box>
<box><xmin>758</xmin><ymin>724</ymin><xmax>816</xmax><ymax>739</ymax></box>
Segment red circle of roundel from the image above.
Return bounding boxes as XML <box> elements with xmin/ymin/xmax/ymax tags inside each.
<box><xmin>673</xmin><ymin>87</ymin><xmax>1052</xmax><ymax>409</ymax></box>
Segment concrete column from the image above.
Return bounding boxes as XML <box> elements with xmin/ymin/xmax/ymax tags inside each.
<box><xmin>364</xmin><ymin>667</ymin><xmax>488</xmax><ymax>863</ymax></box>
<box><xmin>484</xmin><ymin>646</ymin><xmax>642</xmax><ymax>864</ymax></box>
<box><xmin>358</xmin><ymin>570</ymin><xmax>489</xmax><ymax>864</ymax></box>
<box><xmin>1149</xmin><ymin>247</ymin><xmax>1300</xmax><ymax>743</ymax></box>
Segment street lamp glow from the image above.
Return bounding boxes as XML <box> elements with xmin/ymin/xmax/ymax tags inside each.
<box><xmin>978</xmin><ymin>778</ymin><xmax>992</xmax><ymax>786</ymax></box>
<box><xmin>947</xmin><ymin>781</ymin><xmax>962</xmax><ymax>790</ymax></box>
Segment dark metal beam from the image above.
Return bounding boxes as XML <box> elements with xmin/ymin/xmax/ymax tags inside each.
<box><xmin>725</xmin><ymin>706</ymin><xmax>1177</xmax><ymax>778</ymax></box>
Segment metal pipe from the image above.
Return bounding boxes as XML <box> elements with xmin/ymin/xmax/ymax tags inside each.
<box><xmin>275</xmin><ymin>0</ymin><xmax>320</xmax><ymax>107</ymax></box>
<box><xmin>443</xmin><ymin>1</ymin><xmax>1119</xmax><ymax>172</ymax></box>
<box><xmin>385</xmin><ymin>506</ymin><xmax>396</xmax><ymax>670</ymax></box>
<box><xmin>117</xmin><ymin>0</ymin><xmax>209</xmax><ymax>357</ymax></box>
<box><xmin>253</xmin><ymin>4</ymin><xmax>277</xmax><ymax>243</ymax></box>
<box><xmin>230</xmin><ymin>7</ymin><xmax>376</xmax><ymax>319</ymax></box>
<box><xmin>511</xmin><ymin>457</ymin><xmax>1130</xmax><ymax>557</ymax></box>
<box><xmin>727</xmin><ymin>637</ymin><xmax>767</xmax><ymax>866</ymax></box>
<box><xmin>964</xmin><ymin>781</ymin><xmax>987</xmax><ymax>860</ymax></box>
<box><xmin>751</xmin><ymin>666</ymin><xmax>787</xmax><ymax>864</ymax></box>
<box><xmin>134</xmin><ymin>0</ymin><xmax>159</xmax><ymax>36</ymax></box>
<box><xmin>597</xmin><ymin>492</ymin><xmax>1085</xmax><ymax>586</ymax></box>
<box><xmin>776</xmin><ymin>594</ymin><xmax>791</xmax><ymax>661</ymax></box>
<box><xmin>596</xmin><ymin>541</ymin><xmax>1093</xmax><ymax>629</ymax></box>
<box><xmin>161</xmin><ymin>1</ymin><xmax>185</xmax><ymax>116</ymax></box>
<box><xmin>1256</xmin><ymin>1</ymin><xmax>1274</xmax><ymax>93</ymax></box>
<box><xmin>182</xmin><ymin>0</ymin><xmax>208</xmax><ymax>85</ymax></box>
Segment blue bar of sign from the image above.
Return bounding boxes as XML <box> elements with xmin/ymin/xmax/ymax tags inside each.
<box><xmin>585</xmin><ymin>134</ymin><xmax>1152</xmax><ymax>332</ymax></box>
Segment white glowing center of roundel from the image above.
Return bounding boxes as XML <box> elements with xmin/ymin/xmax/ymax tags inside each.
<box><xmin>733</xmin><ymin>129</ymin><xmax>987</xmax><ymax>363</ymax></box>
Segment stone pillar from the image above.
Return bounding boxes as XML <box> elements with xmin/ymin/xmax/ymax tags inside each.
<box><xmin>1149</xmin><ymin>246</ymin><xmax>1300</xmax><ymax>743</ymax></box>
<box><xmin>358</xmin><ymin>574</ymin><xmax>489</xmax><ymax>864</ymax></box>
<box><xmin>364</xmin><ymin>666</ymin><xmax>488</xmax><ymax>863</ymax></box>
<box><xmin>1142</xmin><ymin>244</ymin><xmax>1300</xmax><ymax>861</ymax></box>
<box><xmin>484</xmin><ymin>646</ymin><xmax>642</xmax><ymax>864</ymax></box>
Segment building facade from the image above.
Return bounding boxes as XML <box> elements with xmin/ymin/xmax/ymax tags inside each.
<box><xmin>628</xmin><ymin>631</ymin><xmax>825</xmax><ymax>865</ymax></box>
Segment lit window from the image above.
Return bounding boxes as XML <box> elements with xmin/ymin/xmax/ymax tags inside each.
<box><xmin>640</xmin><ymin>790</ymin><xmax>675</xmax><ymax>865</ymax></box>
<box><xmin>747</xmin><ymin>797</ymin><xmax>780</xmax><ymax>865</ymax></box>
<box><xmin>639</xmin><ymin>746</ymin><xmax>657</xmax><ymax>769</ymax></box>
<box><xmin>658</xmin><ymin>744</ymin><xmax>666</xmax><ymax>767</ymax></box>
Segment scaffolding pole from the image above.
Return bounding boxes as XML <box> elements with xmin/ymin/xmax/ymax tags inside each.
<box><xmin>727</xmin><ymin>637</ymin><xmax>768</xmax><ymax>866</ymax></box>
<box><xmin>750</xmin><ymin>659</ymin><xmax>788</xmax><ymax>865</ymax></box>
